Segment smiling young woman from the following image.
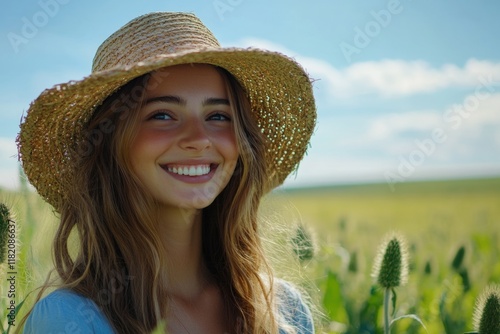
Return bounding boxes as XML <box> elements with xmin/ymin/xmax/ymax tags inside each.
<box><xmin>17</xmin><ymin>12</ymin><xmax>317</xmax><ymax>334</ymax></box>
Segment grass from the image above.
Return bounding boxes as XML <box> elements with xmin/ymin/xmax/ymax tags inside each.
<box><xmin>1</xmin><ymin>176</ymin><xmax>499</xmax><ymax>333</ymax></box>
<box><xmin>271</xmin><ymin>177</ymin><xmax>500</xmax><ymax>333</ymax></box>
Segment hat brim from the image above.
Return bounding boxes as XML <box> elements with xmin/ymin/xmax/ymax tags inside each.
<box><xmin>17</xmin><ymin>47</ymin><xmax>316</xmax><ymax>209</ymax></box>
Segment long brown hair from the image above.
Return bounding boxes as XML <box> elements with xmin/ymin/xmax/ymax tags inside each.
<box><xmin>23</xmin><ymin>65</ymin><xmax>287</xmax><ymax>333</ymax></box>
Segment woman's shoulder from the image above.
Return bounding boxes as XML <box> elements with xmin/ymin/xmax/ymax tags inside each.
<box><xmin>23</xmin><ymin>289</ymin><xmax>114</xmax><ymax>334</ymax></box>
<box><xmin>276</xmin><ymin>279</ymin><xmax>315</xmax><ymax>334</ymax></box>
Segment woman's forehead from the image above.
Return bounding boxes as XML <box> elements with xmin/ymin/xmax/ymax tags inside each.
<box><xmin>145</xmin><ymin>64</ymin><xmax>228</xmax><ymax>99</ymax></box>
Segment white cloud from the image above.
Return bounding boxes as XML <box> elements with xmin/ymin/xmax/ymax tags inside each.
<box><xmin>459</xmin><ymin>91</ymin><xmax>500</xmax><ymax>128</ymax></box>
<box><xmin>0</xmin><ymin>137</ymin><xmax>17</xmax><ymax>160</ymax></box>
<box><xmin>361</xmin><ymin>92</ymin><xmax>500</xmax><ymax>164</ymax></box>
<box><xmin>283</xmin><ymin>90</ymin><xmax>500</xmax><ymax>186</ymax></box>
<box><xmin>334</xmin><ymin>59</ymin><xmax>500</xmax><ymax>98</ymax></box>
<box><xmin>366</xmin><ymin>110</ymin><xmax>441</xmax><ymax>141</ymax></box>
<box><xmin>236</xmin><ymin>38</ymin><xmax>500</xmax><ymax>99</ymax></box>
<box><xmin>0</xmin><ymin>137</ymin><xmax>19</xmax><ymax>190</ymax></box>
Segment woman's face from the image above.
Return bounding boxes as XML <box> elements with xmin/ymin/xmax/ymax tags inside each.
<box><xmin>129</xmin><ymin>64</ymin><xmax>239</xmax><ymax>210</ymax></box>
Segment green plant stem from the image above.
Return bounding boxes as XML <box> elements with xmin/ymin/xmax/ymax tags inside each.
<box><xmin>384</xmin><ymin>288</ymin><xmax>391</xmax><ymax>334</ymax></box>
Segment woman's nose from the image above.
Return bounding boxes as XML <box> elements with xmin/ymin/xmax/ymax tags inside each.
<box><xmin>178</xmin><ymin>118</ymin><xmax>212</xmax><ymax>151</ymax></box>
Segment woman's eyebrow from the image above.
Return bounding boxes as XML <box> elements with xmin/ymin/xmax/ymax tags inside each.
<box><xmin>202</xmin><ymin>98</ymin><xmax>230</xmax><ymax>106</ymax></box>
<box><xmin>144</xmin><ymin>95</ymin><xmax>184</xmax><ymax>105</ymax></box>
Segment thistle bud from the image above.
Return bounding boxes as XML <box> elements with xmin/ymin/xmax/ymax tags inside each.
<box><xmin>473</xmin><ymin>285</ymin><xmax>500</xmax><ymax>334</ymax></box>
<box><xmin>291</xmin><ymin>224</ymin><xmax>315</xmax><ymax>262</ymax></box>
<box><xmin>0</xmin><ymin>202</ymin><xmax>12</xmax><ymax>264</ymax></box>
<box><xmin>372</xmin><ymin>232</ymin><xmax>409</xmax><ymax>289</ymax></box>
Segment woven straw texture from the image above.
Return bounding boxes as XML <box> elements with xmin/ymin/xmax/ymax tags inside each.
<box><xmin>17</xmin><ymin>12</ymin><xmax>316</xmax><ymax>211</ymax></box>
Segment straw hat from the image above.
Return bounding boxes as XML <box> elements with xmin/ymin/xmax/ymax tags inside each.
<box><xmin>17</xmin><ymin>12</ymin><xmax>316</xmax><ymax>210</ymax></box>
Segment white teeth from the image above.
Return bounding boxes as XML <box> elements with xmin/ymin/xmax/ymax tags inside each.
<box><xmin>167</xmin><ymin>165</ymin><xmax>210</xmax><ymax>176</ymax></box>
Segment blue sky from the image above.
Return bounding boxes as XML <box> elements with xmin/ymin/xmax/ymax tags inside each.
<box><xmin>1</xmin><ymin>0</ymin><xmax>500</xmax><ymax>190</ymax></box>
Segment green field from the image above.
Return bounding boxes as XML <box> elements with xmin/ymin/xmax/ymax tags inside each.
<box><xmin>1</xmin><ymin>177</ymin><xmax>499</xmax><ymax>333</ymax></box>
<box><xmin>272</xmin><ymin>177</ymin><xmax>500</xmax><ymax>333</ymax></box>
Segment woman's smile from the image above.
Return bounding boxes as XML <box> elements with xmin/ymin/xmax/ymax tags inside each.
<box><xmin>164</xmin><ymin>164</ymin><xmax>212</xmax><ymax>176</ymax></box>
<box><xmin>161</xmin><ymin>162</ymin><xmax>219</xmax><ymax>183</ymax></box>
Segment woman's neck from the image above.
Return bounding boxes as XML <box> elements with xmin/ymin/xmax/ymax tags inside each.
<box><xmin>157</xmin><ymin>206</ymin><xmax>228</xmax><ymax>333</ymax></box>
<box><xmin>157</xmin><ymin>206</ymin><xmax>211</xmax><ymax>300</ymax></box>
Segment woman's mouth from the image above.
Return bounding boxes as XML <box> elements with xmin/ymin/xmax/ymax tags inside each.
<box><xmin>165</xmin><ymin>164</ymin><xmax>213</xmax><ymax>176</ymax></box>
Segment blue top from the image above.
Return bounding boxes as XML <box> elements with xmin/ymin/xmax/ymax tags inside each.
<box><xmin>23</xmin><ymin>283</ymin><xmax>314</xmax><ymax>333</ymax></box>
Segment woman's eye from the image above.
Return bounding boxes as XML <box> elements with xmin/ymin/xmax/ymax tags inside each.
<box><xmin>150</xmin><ymin>112</ymin><xmax>173</xmax><ymax>120</ymax></box>
<box><xmin>208</xmin><ymin>113</ymin><xmax>231</xmax><ymax>121</ymax></box>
